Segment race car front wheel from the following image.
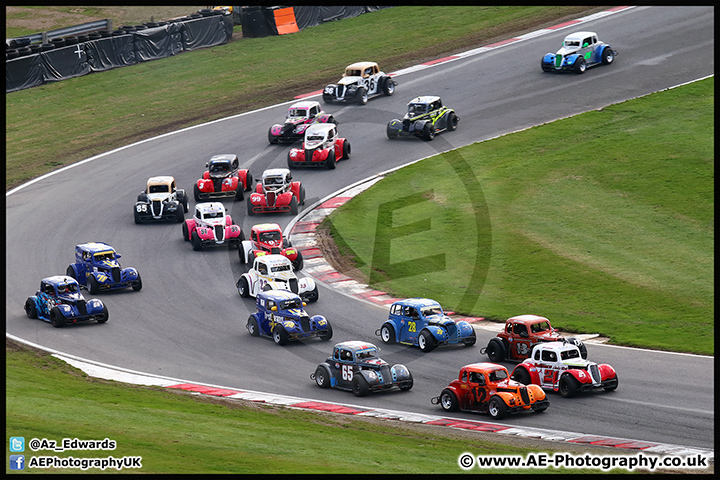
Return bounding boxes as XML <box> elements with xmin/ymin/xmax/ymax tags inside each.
<box><xmin>247</xmin><ymin>316</ymin><xmax>260</xmax><ymax>336</ymax></box>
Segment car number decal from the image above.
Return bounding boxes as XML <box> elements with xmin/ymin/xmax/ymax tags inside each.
<box><xmin>341</xmin><ymin>364</ymin><xmax>353</xmax><ymax>381</ymax></box>
<box><xmin>408</xmin><ymin>321</ymin><xmax>416</xmax><ymax>332</ymax></box>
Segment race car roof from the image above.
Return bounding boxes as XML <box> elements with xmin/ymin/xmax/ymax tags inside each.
<box><xmin>334</xmin><ymin>340</ymin><xmax>379</xmax><ymax>352</ymax></box>
<box><xmin>304</xmin><ymin>123</ymin><xmax>336</xmax><ymax>137</ymax></box>
<box><xmin>393</xmin><ymin>298</ymin><xmax>442</xmax><ymax>309</ymax></box>
<box><xmin>262</xmin><ymin>168</ymin><xmax>290</xmax><ymax>178</ymax></box>
<box><xmin>257</xmin><ymin>289</ymin><xmax>300</xmax><ymax>301</ymax></box>
<box><xmin>408</xmin><ymin>95</ymin><xmax>440</xmax><ymax>105</ymax></box>
<box><xmin>462</xmin><ymin>362</ymin><xmax>509</xmax><ymax>373</ymax></box>
<box><xmin>507</xmin><ymin>314</ymin><xmax>550</xmax><ymax>324</ymax></box>
<box><xmin>147</xmin><ymin>176</ymin><xmax>174</xmax><ymax>186</ymax></box>
<box><xmin>76</xmin><ymin>242</ymin><xmax>115</xmax><ymax>253</ymax></box>
<box><xmin>208</xmin><ymin>154</ymin><xmax>238</xmax><ymax>163</ymax></box>
<box><xmin>251</xmin><ymin>222</ymin><xmax>282</xmax><ymax>233</ymax></box>
<box><xmin>195</xmin><ymin>202</ymin><xmax>225</xmax><ymax>213</ymax></box>
<box><xmin>43</xmin><ymin>275</ymin><xmax>79</xmax><ymax>286</ymax></box>
<box><xmin>257</xmin><ymin>254</ymin><xmax>292</xmax><ymax>266</ymax></box>
<box><xmin>563</xmin><ymin>31</ymin><xmax>597</xmax><ymax>43</ymax></box>
<box><xmin>289</xmin><ymin>100</ymin><xmax>321</xmax><ymax>110</ymax></box>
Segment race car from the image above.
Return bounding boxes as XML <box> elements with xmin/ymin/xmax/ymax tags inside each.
<box><xmin>247</xmin><ymin>168</ymin><xmax>305</xmax><ymax>216</ymax></box>
<box><xmin>66</xmin><ymin>242</ymin><xmax>142</xmax><ymax>294</ymax></box>
<box><xmin>236</xmin><ymin>254</ymin><xmax>318</xmax><ymax>303</ymax></box>
<box><xmin>246</xmin><ymin>289</ymin><xmax>332</xmax><ymax>345</ymax></box>
<box><xmin>541</xmin><ymin>31</ymin><xmax>617</xmax><ymax>74</ymax></box>
<box><xmin>193</xmin><ymin>154</ymin><xmax>253</xmax><ymax>201</ymax></box>
<box><xmin>311</xmin><ymin>341</ymin><xmax>413</xmax><ymax>396</ymax></box>
<box><xmin>24</xmin><ymin>276</ymin><xmax>108</xmax><ymax>328</ymax></box>
<box><xmin>376</xmin><ymin>298</ymin><xmax>476</xmax><ymax>352</ymax></box>
<box><xmin>480</xmin><ymin>314</ymin><xmax>587</xmax><ymax>362</ymax></box>
<box><xmin>386</xmin><ymin>96</ymin><xmax>459</xmax><ymax>141</ymax></box>
<box><xmin>268</xmin><ymin>100</ymin><xmax>336</xmax><ymax>144</ymax></box>
<box><xmin>239</xmin><ymin>222</ymin><xmax>304</xmax><ymax>271</ymax></box>
<box><xmin>322</xmin><ymin>61</ymin><xmax>397</xmax><ymax>105</ymax></box>
<box><xmin>511</xmin><ymin>342</ymin><xmax>618</xmax><ymax>398</ymax></box>
<box><xmin>134</xmin><ymin>175</ymin><xmax>188</xmax><ymax>224</ymax></box>
<box><xmin>287</xmin><ymin>123</ymin><xmax>350</xmax><ymax>169</ymax></box>
<box><xmin>431</xmin><ymin>363</ymin><xmax>549</xmax><ymax>419</ymax></box>
<box><xmin>182</xmin><ymin>202</ymin><xmax>244</xmax><ymax>251</ymax></box>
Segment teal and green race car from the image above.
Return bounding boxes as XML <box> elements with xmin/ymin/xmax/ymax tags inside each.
<box><xmin>386</xmin><ymin>96</ymin><xmax>459</xmax><ymax>141</ymax></box>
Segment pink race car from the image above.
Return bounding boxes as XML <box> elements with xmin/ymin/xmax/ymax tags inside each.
<box><xmin>287</xmin><ymin>123</ymin><xmax>350</xmax><ymax>169</ymax></box>
<box><xmin>268</xmin><ymin>100</ymin><xmax>336</xmax><ymax>144</ymax></box>
<box><xmin>182</xmin><ymin>202</ymin><xmax>245</xmax><ymax>251</ymax></box>
<box><xmin>247</xmin><ymin>168</ymin><xmax>305</xmax><ymax>216</ymax></box>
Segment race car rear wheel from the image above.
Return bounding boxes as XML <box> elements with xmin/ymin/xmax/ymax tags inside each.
<box><xmin>380</xmin><ymin>323</ymin><xmax>396</xmax><ymax>344</ymax></box>
<box><xmin>352</xmin><ymin>375</ymin><xmax>370</xmax><ymax>397</ymax></box>
<box><xmin>488</xmin><ymin>396</ymin><xmax>507</xmax><ymax>420</ymax></box>
<box><xmin>512</xmin><ymin>367</ymin><xmax>531</xmax><ymax>386</ymax></box>
<box><xmin>96</xmin><ymin>305</ymin><xmax>109</xmax><ymax>324</ymax></box>
<box><xmin>314</xmin><ymin>366</ymin><xmax>331</xmax><ymax>388</ymax></box>
<box><xmin>559</xmin><ymin>375</ymin><xmax>579</xmax><ymax>398</ymax></box>
<box><xmin>440</xmin><ymin>389</ymin><xmax>459</xmax><ymax>412</ymax></box>
<box><xmin>182</xmin><ymin>222</ymin><xmax>190</xmax><ymax>241</ymax></box>
<box><xmin>291</xmin><ymin>251</ymin><xmax>304</xmax><ymax>272</ymax></box>
<box><xmin>247</xmin><ymin>316</ymin><xmax>260</xmax><ymax>336</ymax></box>
<box><xmin>175</xmin><ymin>205</ymin><xmax>184</xmax><ymax>223</ymax></box>
<box><xmin>418</xmin><ymin>330</ymin><xmax>437</xmax><ymax>352</ymax></box>
<box><xmin>24</xmin><ymin>298</ymin><xmax>38</xmax><ymax>319</ymax></box>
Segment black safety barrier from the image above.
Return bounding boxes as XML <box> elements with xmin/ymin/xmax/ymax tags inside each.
<box><xmin>6</xmin><ymin>13</ymin><xmax>232</xmax><ymax>93</ymax></box>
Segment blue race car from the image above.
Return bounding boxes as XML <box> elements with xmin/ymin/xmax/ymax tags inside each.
<box><xmin>24</xmin><ymin>276</ymin><xmax>108</xmax><ymax>327</ymax></box>
<box><xmin>541</xmin><ymin>31</ymin><xmax>617</xmax><ymax>74</ymax></box>
<box><xmin>245</xmin><ymin>289</ymin><xmax>332</xmax><ymax>345</ymax></box>
<box><xmin>66</xmin><ymin>242</ymin><xmax>142</xmax><ymax>294</ymax></box>
<box><xmin>375</xmin><ymin>298</ymin><xmax>476</xmax><ymax>352</ymax></box>
<box><xmin>311</xmin><ymin>341</ymin><xmax>413</xmax><ymax>396</ymax></box>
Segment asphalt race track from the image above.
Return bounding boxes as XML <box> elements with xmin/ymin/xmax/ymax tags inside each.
<box><xmin>6</xmin><ymin>7</ymin><xmax>714</xmax><ymax>451</ymax></box>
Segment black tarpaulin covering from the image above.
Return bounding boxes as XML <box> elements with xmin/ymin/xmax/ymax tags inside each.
<box><xmin>5</xmin><ymin>54</ymin><xmax>45</xmax><ymax>93</ymax></box>
<box><xmin>181</xmin><ymin>15</ymin><xmax>230</xmax><ymax>51</ymax></box>
<box><xmin>291</xmin><ymin>6</ymin><xmax>390</xmax><ymax>31</ymax></box>
<box><xmin>41</xmin><ymin>43</ymin><xmax>90</xmax><ymax>83</ymax></box>
<box><xmin>320</xmin><ymin>6</ymin><xmax>367</xmax><ymax>22</ymax></box>
<box><xmin>132</xmin><ymin>23</ymin><xmax>183</xmax><ymax>62</ymax></box>
<box><xmin>85</xmin><ymin>34</ymin><xmax>136</xmax><ymax>71</ymax></box>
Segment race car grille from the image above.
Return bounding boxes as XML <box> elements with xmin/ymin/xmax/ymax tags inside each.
<box><xmin>76</xmin><ymin>299</ymin><xmax>87</xmax><ymax>316</ymax></box>
<box><xmin>446</xmin><ymin>323</ymin><xmax>457</xmax><ymax>337</ymax></box>
<box><xmin>111</xmin><ymin>267</ymin><xmax>121</xmax><ymax>283</ymax></box>
<box><xmin>151</xmin><ymin>200</ymin><xmax>162</xmax><ymax>216</ymax></box>
<box><xmin>289</xmin><ymin>278</ymin><xmax>299</xmax><ymax>294</ymax></box>
<box><xmin>266</xmin><ymin>191</ymin><xmax>276</xmax><ymax>207</ymax></box>
<box><xmin>589</xmin><ymin>364</ymin><xmax>601</xmax><ymax>384</ymax></box>
<box><xmin>555</xmin><ymin>55</ymin><xmax>562</xmax><ymax>67</ymax></box>
<box><xmin>300</xmin><ymin>317</ymin><xmax>310</xmax><ymax>332</ymax></box>
<box><xmin>214</xmin><ymin>225</ymin><xmax>224</xmax><ymax>241</ymax></box>
<box><xmin>271</xmin><ymin>247</ymin><xmax>280</xmax><ymax>254</ymax></box>
<box><xmin>337</xmin><ymin>85</ymin><xmax>344</xmax><ymax>97</ymax></box>
<box><xmin>304</xmin><ymin>148</ymin><xmax>315</xmax><ymax>161</ymax></box>
<box><xmin>520</xmin><ymin>386</ymin><xmax>530</xmax><ymax>405</ymax></box>
<box><xmin>379</xmin><ymin>365</ymin><xmax>392</xmax><ymax>384</ymax></box>
<box><xmin>213</xmin><ymin>178</ymin><xmax>223</xmax><ymax>192</ymax></box>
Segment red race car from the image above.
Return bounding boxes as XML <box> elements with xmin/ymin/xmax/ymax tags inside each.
<box><xmin>287</xmin><ymin>123</ymin><xmax>350</xmax><ymax>169</ymax></box>
<box><xmin>182</xmin><ymin>202</ymin><xmax>244</xmax><ymax>251</ymax></box>
<box><xmin>193</xmin><ymin>154</ymin><xmax>253</xmax><ymax>201</ymax></box>
<box><xmin>239</xmin><ymin>222</ymin><xmax>304</xmax><ymax>271</ymax></box>
<box><xmin>247</xmin><ymin>168</ymin><xmax>305</xmax><ymax>216</ymax></box>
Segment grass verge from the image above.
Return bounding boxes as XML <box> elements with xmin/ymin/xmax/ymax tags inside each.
<box><xmin>320</xmin><ymin>77</ymin><xmax>714</xmax><ymax>355</ymax></box>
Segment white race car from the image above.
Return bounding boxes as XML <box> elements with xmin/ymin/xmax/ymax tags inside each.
<box><xmin>323</xmin><ymin>61</ymin><xmax>396</xmax><ymax>105</ymax></box>
<box><xmin>236</xmin><ymin>254</ymin><xmax>318</xmax><ymax>303</ymax></box>
<box><xmin>541</xmin><ymin>31</ymin><xmax>617</xmax><ymax>74</ymax></box>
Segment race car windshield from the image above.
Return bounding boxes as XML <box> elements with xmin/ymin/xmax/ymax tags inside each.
<box><xmin>210</xmin><ymin>164</ymin><xmax>230</xmax><ymax>173</ymax></box>
<box><xmin>489</xmin><ymin>369</ymin><xmax>508</xmax><ymax>381</ymax></box>
<box><xmin>204</xmin><ymin>211</ymin><xmax>223</xmax><ymax>219</ymax></box>
<box><xmin>281</xmin><ymin>299</ymin><xmax>303</xmax><ymax>309</ymax></box>
<box><xmin>288</xmin><ymin>109</ymin><xmax>308</xmax><ymax>118</ymax></box>
<box><xmin>356</xmin><ymin>348</ymin><xmax>378</xmax><ymax>360</ymax></box>
<box><xmin>561</xmin><ymin>349</ymin><xmax>581</xmax><ymax>360</ymax></box>
<box><xmin>409</xmin><ymin>104</ymin><xmax>426</xmax><ymax>114</ymax></box>
<box><xmin>259</xmin><ymin>231</ymin><xmax>282</xmax><ymax>242</ymax></box>
<box><xmin>345</xmin><ymin>69</ymin><xmax>362</xmax><ymax>77</ymax></box>
<box><xmin>306</xmin><ymin>135</ymin><xmax>324</xmax><ymax>142</ymax></box>
<box><xmin>564</xmin><ymin>40</ymin><xmax>580</xmax><ymax>47</ymax></box>
<box><xmin>421</xmin><ymin>307</ymin><xmax>442</xmax><ymax>317</ymax></box>
<box><xmin>58</xmin><ymin>284</ymin><xmax>78</xmax><ymax>293</ymax></box>
<box><xmin>264</xmin><ymin>177</ymin><xmax>284</xmax><ymax>186</ymax></box>
<box><xmin>94</xmin><ymin>252</ymin><xmax>115</xmax><ymax>261</ymax></box>
<box><xmin>531</xmin><ymin>322</ymin><xmax>551</xmax><ymax>333</ymax></box>
<box><xmin>271</xmin><ymin>264</ymin><xmax>291</xmax><ymax>272</ymax></box>
<box><xmin>149</xmin><ymin>185</ymin><xmax>169</xmax><ymax>193</ymax></box>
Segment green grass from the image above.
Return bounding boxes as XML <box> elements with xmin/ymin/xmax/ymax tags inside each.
<box><xmin>321</xmin><ymin>78</ymin><xmax>714</xmax><ymax>355</ymax></box>
<box><xmin>7</xmin><ymin>342</ymin><xmax>618</xmax><ymax>474</ymax></box>
<box><xmin>5</xmin><ymin>5</ymin><xmax>602</xmax><ymax>190</ymax></box>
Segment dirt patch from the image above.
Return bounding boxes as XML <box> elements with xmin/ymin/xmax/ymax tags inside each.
<box><xmin>313</xmin><ymin>222</ymin><xmax>370</xmax><ymax>285</ymax></box>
